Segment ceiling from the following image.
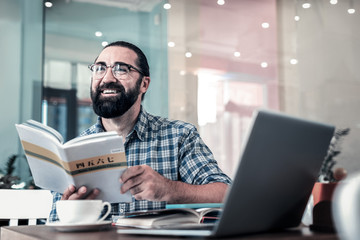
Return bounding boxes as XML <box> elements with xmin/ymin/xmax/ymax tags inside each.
<box><xmin>45</xmin><ymin>0</ymin><xmax>278</xmax><ymax>81</ymax></box>
<box><xmin>72</xmin><ymin>0</ymin><xmax>162</xmax><ymax>12</ymax></box>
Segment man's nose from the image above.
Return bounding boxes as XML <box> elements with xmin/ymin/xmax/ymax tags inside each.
<box><xmin>102</xmin><ymin>67</ymin><xmax>117</xmax><ymax>83</ymax></box>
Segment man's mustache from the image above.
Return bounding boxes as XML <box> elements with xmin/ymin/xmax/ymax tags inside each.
<box><xmin>97</xmin><ymin>82</ymin><xmax>125</xmax><ymax>92</ymax></box>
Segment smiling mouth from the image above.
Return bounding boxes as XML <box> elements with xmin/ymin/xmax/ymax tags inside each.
<box><xmin>102</xmin><ymin>89</ymin><xmax>120</xmax><ymax>94</ymax></box>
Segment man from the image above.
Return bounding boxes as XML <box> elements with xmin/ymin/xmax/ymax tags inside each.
<box><xmin>49</xmin><ymin>41</ymin><xmax>231</xmax><ymax>221</ymax></box>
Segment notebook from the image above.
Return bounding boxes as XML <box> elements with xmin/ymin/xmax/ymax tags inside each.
<box><xmin>117</xmin><ymin>109</ymin><xmax>335</xmax><ymax>237</ymax></box>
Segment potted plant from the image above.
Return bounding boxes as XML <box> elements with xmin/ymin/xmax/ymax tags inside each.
<box><xmin>318</xmin><ymin>128</ymin><xmax>350</xmax><ymax>183</ymax></box>
<box><xmin>310</xmin><ymin>128</ymin><xmax>350</xmax><ymax>232</ymax></box>
<box><xmin>0</xmin><ymin>154</ymin><xmax>36</xmax><ymax>189</ymax></box>
<box><xmin>0</xmin><ymin>154</ymin><xmax>20</xmax><ymax>189</ymax></box>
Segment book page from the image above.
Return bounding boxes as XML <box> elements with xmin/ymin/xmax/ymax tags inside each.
<box><xmin>24</xmin><ymin>120</ymin><xmax>64</xmax><ymax>144</ymax></box>
<box><xmin>21</xmin><ymin>141</ymin><xmax>74</xmax><ymax>192</ymax></box>
<box><xmin>115</xmin><ymin>209</ymin><xmax>201</xmax><ymax>228</ymax></box>
<box><xmin>64</xmin><ymin>131</ymin><xmax>120</xmax><ymax>146</ymax></box>
<box><xmin>61</xmin><ymin>135</ymin><xmax>131</xmax><ymax>202</ymax></box>
<box><xmin>120</xmin><ymin>208</ymin><xmax>200</xmax><ymax>219</ymax></box>
<box><xmin>116</xmin><ymin>212</ymin><xmax>201</xmax><ymax>229</ymax></box>
<box><xmin>196</xmin><ymin>208</ymin><xmax>222</xmax><ymax>223</ymax></box>
<box><xmin>15</xmin><ymin>124</ymin><xmax>71</xmax><ymax>191</ymax></box>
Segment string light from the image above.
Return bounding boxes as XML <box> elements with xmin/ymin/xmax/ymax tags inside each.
<box><xmin>163</xmin><ymin>2</ymin><xmax>171</xmax><ymax>10</ymax></box>
<box><xmin>185</xmin><ymin>51</ymin><xmax>192</xmax><ymax>58</ymax></box>
<box><xmin>302</xmin><ymin>3</ymin><xmax>311</xmax><ymax>9</ymax></box>
<box><xmin>290</xmin><ymin>59</ymin><xmax>298</xmax><ymax>65</ymax></box>
<box><xmin>348</xmin><ymin>8</ymin><xmax>355</xmax><ymax>14</ymax></box>
<box><xmin>217</xmin><ymin>0</ymin><xmax>225</xmax><ymax>6</ymax></box>
<box><xmin>261</xmin><ymin>22</ymin><xmax>270</xmax><ymax>29</ymax></box>
<box><xmin>44</xmin><ymin>1</ymin><xmax>53</xmax><ymax>7</ymax></box>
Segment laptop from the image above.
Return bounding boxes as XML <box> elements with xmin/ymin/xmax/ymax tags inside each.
<box><xmin>117</xmin><ymin>109</ymin><xmax>335</xmax><ymax>237</ymax></box>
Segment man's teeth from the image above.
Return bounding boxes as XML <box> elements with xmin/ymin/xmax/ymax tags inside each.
<box><xmin>102</xmin><ymin>89</ymin><xmax>118</xmax><ymax>94</ymax></box>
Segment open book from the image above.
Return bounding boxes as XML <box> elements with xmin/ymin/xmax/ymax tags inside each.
<box><xmin>114</xmin><ymin>206</ymin><xmax>221</xmax><ymax>229</ymax></box>
<box><xmin>15</xmin><ymin>120</ymin><xmax>132</xmax><ymax>203</ymax></box>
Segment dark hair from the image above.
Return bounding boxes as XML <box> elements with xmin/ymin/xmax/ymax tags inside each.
<box><xmin>103</xmin><ymin>41</ymin><xmax>150</xmax><ymax>77</ymax></box>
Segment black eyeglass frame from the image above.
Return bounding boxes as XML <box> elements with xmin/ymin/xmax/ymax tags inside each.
<box><xmin>88</xmin><ymin>61</ymin><xmax>145</xmax><ymax>80</ymax></box>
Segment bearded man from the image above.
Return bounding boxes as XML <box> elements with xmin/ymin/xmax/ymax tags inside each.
<box><xmin>49</xmin><ymin>41</ymin><xmax>231</xmax><ymax>221</ymax></box>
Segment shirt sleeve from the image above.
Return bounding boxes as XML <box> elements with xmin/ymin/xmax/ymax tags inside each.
<box><xmin>178</xmin><ymin>125</ymin><xmax>232</xmax><ymax>185</ymax></box>
<box><xmin>48</xmin><ymin>191</ymin><xmax>62</xmax><ymax>222</ymax></box>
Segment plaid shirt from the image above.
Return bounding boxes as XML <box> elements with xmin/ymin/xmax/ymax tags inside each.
<box><xmin>49</xmin><ymin>107</ymin><xmax>231</xmax><ymax>222</ymax></box>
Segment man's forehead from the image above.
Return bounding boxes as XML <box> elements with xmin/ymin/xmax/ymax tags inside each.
<box><xmin>97</xmin><ymin>46</ymin><xmax>137</xmax><ymax>63</ymax></box>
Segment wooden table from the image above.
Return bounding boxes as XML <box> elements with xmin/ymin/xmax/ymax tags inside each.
<box><xmin>0</xmin><ymin>225</ymin><xmax>339</xmax><ymax>240</ymax></box>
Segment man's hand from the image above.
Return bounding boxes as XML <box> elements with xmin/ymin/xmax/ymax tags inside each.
<box><xmin>120</xmin><ymin>165</ymin><xmax>229</xmax><ymax>204</ymax></box>
<box><xmin>120</xmin><ymin>165</ymin><xmax>173</xmax><ymax>202</ymax></box>
<box><xmin>61</xmin><ymin>185</ymin><xmax>100</xmax><ymax>200</ymax></box>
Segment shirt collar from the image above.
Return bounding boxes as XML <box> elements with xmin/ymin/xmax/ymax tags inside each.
<box><xmin>95</xmin><ymin>117</ymin><xmax>106</xmax><ymax>132</ymax></box>
<box><xmin>130</xmin><ymin>106</ymin><xmax>147</xmax><ymax>142</ymax></box>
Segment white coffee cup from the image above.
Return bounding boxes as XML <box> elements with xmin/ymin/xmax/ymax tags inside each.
<box><xmin>56</xmin><ymin>200</ymin><xmax>111</xmax><ymax>224</ymax></box>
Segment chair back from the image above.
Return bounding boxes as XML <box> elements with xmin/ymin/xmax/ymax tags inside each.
<box><xmin>0</xmin><ymin>189</ymin><xmax>52</xmax><ymax>226</ymax></box>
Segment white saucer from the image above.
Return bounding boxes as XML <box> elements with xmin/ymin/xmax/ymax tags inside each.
<box><xmin>46</xmin><ymin>220</ymin><xmax>112</xmax><ymax>232</ymax></box>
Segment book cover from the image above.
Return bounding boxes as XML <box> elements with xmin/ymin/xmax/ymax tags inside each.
<box><xmin>15</xmin><ymin>120</ymin><xmax>132</xmax><ymax>203</ymax></box>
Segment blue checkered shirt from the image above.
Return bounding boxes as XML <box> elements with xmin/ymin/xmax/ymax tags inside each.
<box><xmin>49</xmin><ymin>107</ymin><xmax>231</xmax><ymax>222</ymax></box>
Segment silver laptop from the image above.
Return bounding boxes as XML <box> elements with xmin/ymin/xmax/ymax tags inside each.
<box><xmin>118</xmin><ymin>109</ymin><xmax>335</xmax><ymax>237</ymax></box>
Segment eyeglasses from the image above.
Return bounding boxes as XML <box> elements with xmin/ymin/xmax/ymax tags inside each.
<box><xmin>88</xmin><ymin>62</ymin><xmax>144</xmax><ymax>81</ymax></box>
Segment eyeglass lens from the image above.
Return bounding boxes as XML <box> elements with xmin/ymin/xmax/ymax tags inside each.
<box><xmin>91</xmin><ymin>63</ymin><xmax>131</xmax><ymax>80</ymax></box>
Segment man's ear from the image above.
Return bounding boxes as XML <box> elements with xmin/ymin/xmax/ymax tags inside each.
<box><xmin>141</xmin><ymin>76</ymin><xmax>150</xmax><ymax>93</ymax></box>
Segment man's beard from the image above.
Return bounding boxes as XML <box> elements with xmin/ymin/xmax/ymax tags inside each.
<box><xmin>90</xmin><ymin>78</ymin><xmax>141</xmax><ymax>118</ymax></box>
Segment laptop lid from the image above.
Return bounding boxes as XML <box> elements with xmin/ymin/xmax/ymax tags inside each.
<box><xmin>213</xmin><ymin>109</ymin><xmax>334</xmax><ymax>237</ymax></box>
<box><xmin>118</xmin><ymin>110</ymin><xmax>335</xmax><ymax>237</ymax></box>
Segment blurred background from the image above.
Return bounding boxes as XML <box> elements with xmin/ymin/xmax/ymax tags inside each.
<box><xmin>1</xmin><ymin>0</ymin><xmax>359</xmax><ymax>184</ymax></box>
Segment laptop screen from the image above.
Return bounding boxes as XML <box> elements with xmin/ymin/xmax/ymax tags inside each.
<box><xmin>215</xmin><ymin>110</ymin><xmax>334</xmax><ymax>237</ymax></box>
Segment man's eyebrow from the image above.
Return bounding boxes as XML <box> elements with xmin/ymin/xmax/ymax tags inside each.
<box><xmin>114</xmin><ymin>61</ymin><xmax>128</xmax><ymax>65</ymax></box>
<box><xmin>94</xmin><ymin>61</ymin><xmax>128</xmax><ymax>66</ymax></box>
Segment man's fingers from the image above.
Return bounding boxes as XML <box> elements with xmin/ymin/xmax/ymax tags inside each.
<box><xmin>61</xmin><ymin>185</ymin><xmax>100</xmax><ymax>201</ymax></box>
<box><xmin>121</xmin><ymin>176</ymin><xmax>144</xmax><ymax>194</ymax></box>
<box><xmin>86</xmin><ymin>188</ymin><xmax>100</xmax><ymax>199</ymax></box>
<box><xmin>130</xmin><ymin>184</ymin><xmax>144</xmax><ymax>195</ymax></box>
<box><xmin>66</xmin><ymin>186</ymin><xmax>88</xmax><ymax>200</ymax></box>
<box><xmin>120</xmin><ymin>165</ymin><xmax>145</xmax><ymax>184</ymax></box>
<box><xmin>132</xmin><ymin>186</ymin><xmax>145</xmax><ymax>201</ymax></box>
<box><xmin>61</xmin><ymin>184</ymin><xmax>76</xmax><ymax>200</ymax></box>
